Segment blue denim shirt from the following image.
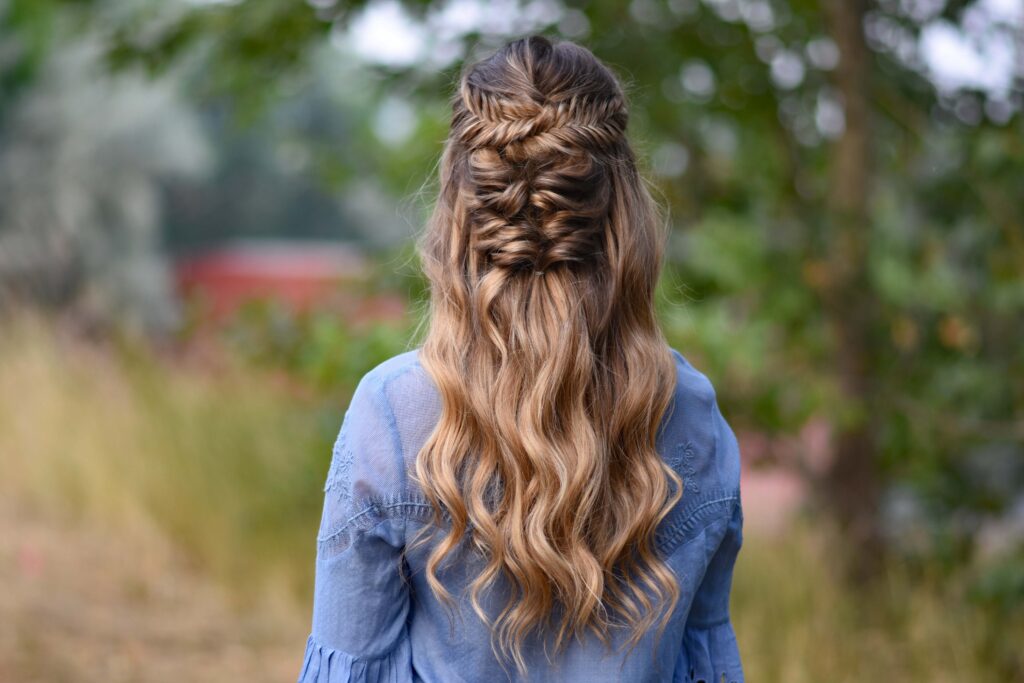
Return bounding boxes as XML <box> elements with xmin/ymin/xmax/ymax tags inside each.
<box><xmin>297</xmin><ymin>347</ymin><xmax>744</xmax><ymax>683</ymax></box>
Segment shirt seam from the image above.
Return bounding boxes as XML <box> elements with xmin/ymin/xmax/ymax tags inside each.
<box><xmin>655</xmin><ymin>490</ymin><xmax>739</xmax><ymax>555</ymax></box>
<box><xmin>681</xmin><ymin>494</ymin><xmax>737</xmax><ymax>519</ymax></box>
<box><xmin>318</xmin><ymin>499</ymin><xmax>434</xmax><ymax>546</ymax></box>
<box><xmin>321</xmin><ymin>492</ymin><xmax>741</xmax><ymax>550</ymax></box>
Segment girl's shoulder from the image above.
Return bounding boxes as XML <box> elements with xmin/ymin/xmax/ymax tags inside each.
<box><xmin>316</xmin><ymin>349</ymin><xmax>436</xmax><ymax>555</ymax></box>
<box><xmin>325</xmin><ymin>347</ymin><xmax>439</xmax><ymax>498</ymax></box>
<box><xmin>657</xmin><ymin>346</ymin><xmax>742</xmax><ymax>554</ymax></box>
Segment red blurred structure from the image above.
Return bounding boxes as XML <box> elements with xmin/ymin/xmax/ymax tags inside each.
<box><xmin>173</xmin><ymin>239</ymin><xmax>404</xmax><ymax>324</ymax></box>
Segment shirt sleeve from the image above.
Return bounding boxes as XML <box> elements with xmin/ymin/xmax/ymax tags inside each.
<box><xmin>297</xmin><ymin>372</ymin><xmax>414</xmax><ymax>683</ymax></box>
<box><xmin>677</xmin><ymin>402</ymin><xmax>745</xmax><ymax>683</ymax></box>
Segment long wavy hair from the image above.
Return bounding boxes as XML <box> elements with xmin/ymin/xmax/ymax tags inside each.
<box><xmin>411</xmin><ymin>35</ymin><xmax>681</xmax><ymax>673</ymax></box>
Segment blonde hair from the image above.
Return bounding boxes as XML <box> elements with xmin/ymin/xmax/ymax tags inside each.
<box><xmin>412</xmin><ymin>35</ymin><xmax>681</xmax><ymax>673</ymax></box>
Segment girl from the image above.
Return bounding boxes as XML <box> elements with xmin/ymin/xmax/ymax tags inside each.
<box><xmin>298</xmin><ymin>35</ymin><xmax>744</xmax><ymax>683</ymax></box>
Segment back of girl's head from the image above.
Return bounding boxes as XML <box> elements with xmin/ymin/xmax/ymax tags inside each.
<box><xmin>415</xmin><ymin>35</ymin><xmax>681</xmax><ymax>675</ymax></box>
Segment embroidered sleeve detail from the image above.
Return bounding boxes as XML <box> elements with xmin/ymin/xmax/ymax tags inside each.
<box><xmin>324</xmin><ymin>428</ymin><xmax>355</xmax><ymax>497</ymax></box>
<box><xmin>667</xmin><ymin>440</ymin><xmax>701</xmax><ymax>494</ymax></box>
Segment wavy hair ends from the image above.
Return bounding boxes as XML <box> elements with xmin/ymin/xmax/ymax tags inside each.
<box><xmin>411</xmin><ymin>35</ymin><xmax>681</xmax><ymax>674</ymax></box>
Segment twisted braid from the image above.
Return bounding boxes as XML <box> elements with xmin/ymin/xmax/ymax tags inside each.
<box><xmin>458</xmin><ymin>81</ymin><xmax>627</xmax><ymax>152</ymax></box>
<box><xmin>454</xmin><ymin>73</ymin><xmax>628</xmax><ymax>273</ymax></box>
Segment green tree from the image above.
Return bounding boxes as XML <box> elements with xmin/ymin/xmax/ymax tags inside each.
<box><xmin>17</xmin><ymin>0</ymin><xmax>1024</xmax><ymax>578</ymax></box>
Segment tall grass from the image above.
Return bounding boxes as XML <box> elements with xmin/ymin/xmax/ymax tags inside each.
<box><xmin>2</xmin><ymin>316</ymin><xmax>1020</xmax><ymax>680</ymax></box>
<box><xmin>733</xmin><ymin>529</ymin><xmax>1022</xmax><ymax>681</ymax></box>
<box><xmin>0</xmin><ymin>317</ymin><xmax>333</xmax><ymax>607</ymax></box>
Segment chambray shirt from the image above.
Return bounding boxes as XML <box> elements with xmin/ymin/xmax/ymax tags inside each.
<box><xmin>297</xmin><ymin>347</ymin><xmax>744</xmax><ymax>683</ymax></box>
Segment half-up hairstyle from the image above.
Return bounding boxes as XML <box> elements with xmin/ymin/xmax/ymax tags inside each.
<box><xmin>412</xmin><ymin>35</ymin><xmax>682</xmax><ymax>674</ymax></box>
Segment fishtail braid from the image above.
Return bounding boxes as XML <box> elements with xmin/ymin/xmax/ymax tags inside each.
<box><xmin>454</xmin><ymin>73</ymin><xmax>628</xmax><ymax>273</ymax></box>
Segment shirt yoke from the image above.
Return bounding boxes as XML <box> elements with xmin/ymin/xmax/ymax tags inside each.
<box><xmin>342</xmin><ymin>346</ymin><xmax>741</xmax><ymax>553</ymax></box>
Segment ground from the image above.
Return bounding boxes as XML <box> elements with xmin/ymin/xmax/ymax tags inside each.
<box><xmin>0</xmin><ymin>500</ymin><xmax>306</xmax><ymax>683</ymax></box>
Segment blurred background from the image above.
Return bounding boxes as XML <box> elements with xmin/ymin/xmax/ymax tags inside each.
<box><xmin>1</xmin><ymin>0</ymin><xmax>1022</xmax><ymax>680</ymax></box>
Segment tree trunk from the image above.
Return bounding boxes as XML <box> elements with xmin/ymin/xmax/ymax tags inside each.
<box><xmin>821</xmin><ymin>0</ymin><xmax>883</xmax><ymax>580</ymax></box>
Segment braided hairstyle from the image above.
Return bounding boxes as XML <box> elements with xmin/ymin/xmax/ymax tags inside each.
<box><xmin>456</xmin><ymin>38</ymin><xmax>628</xmax><ymax>277</ymax></box>
<box><xmin>414</xmin><ymin>36</ymin><xmax>681</xmax><ymax>675</ymax></box>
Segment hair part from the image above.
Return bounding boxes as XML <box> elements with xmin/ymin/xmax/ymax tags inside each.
<box><xmin>411</xmin><ymin>35</ymin><xmax>682</xmax><ymax>675</ymax></box>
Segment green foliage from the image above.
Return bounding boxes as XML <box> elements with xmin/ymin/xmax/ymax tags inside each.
<box><xmin>217</xmin><ymin>288</ymin><xmax>422</xmax><ymax>399</ymax></box>
<box><xmin>120</xmin><ymin>0</ymin><xmax>1022</xmax><ymax>563</ymax></box>
<box><xmin>206</xmin><ymin>246</ymin><xmax>429</xmax><ymax>396</ymax></box>
<box><xmin>0</xmin><ymin>0</ymin><xmax>60</xmax><ymax>103</ymax></box>
<box><xmin>4</xmin><ymin>0</ymin><xmax>1022</xmax><ymax>571</ymax></box>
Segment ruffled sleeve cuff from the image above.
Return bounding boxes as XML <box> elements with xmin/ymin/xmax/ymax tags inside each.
<box><xmin>681</xmin><ymin>620</ymin><xmax>744</xmax><ymax>683</ymax></box>
<box><xmin>297</xmin><ymin>634</ymin><xmax>413</xmax><ymax>683</ymax></box>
